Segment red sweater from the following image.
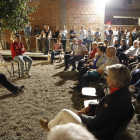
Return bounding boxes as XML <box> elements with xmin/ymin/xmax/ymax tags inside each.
<box><xmin>89</xmin><ymin>48</ymin><xmax>97</xmax><ymax>58</ymax></box>
<box><xmin>10</xmin><ymin>41</ymin><xmax>25</xmax><ymax>58</ymax></box>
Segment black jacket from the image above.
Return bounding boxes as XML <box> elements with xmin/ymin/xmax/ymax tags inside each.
<box><xmin>80</xmin><ymin>88</ymin><xmax>132</xmax><ymax>140</ymax></box>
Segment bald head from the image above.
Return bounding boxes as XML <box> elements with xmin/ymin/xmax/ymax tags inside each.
<box><xmin>106</xmin><ymin>46</ymin><xmax>116</xmax><ymax>58</ymax></box>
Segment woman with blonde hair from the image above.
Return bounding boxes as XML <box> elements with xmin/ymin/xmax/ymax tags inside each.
<box><xmin>39</xmin><ymin>64</ymin><xmax>133</xmax><ymax>140</ymax></box>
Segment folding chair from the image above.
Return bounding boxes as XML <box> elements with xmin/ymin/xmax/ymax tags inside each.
<box><xmin>113</xmin><ymin>105</ymin><xmax>135</xmax><ymax>140</ymax></box>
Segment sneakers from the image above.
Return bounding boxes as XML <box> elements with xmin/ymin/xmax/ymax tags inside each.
<box><xmin>71</xmin><ymin>66</ymin><xmax>76</xmax><ymax>71</ymax></box>
<box><xmin>129</xmin><ymin>86</ymin><xmax>136</xmax><ymax>92</ymax></box>
<box><xmin>64</xmin><ymin>66</ymin><xmax>69</xmax><ymax>71</ymax></box>
<box><xmin>21</xmin><ymin>74</ymin><xmax>28</xmax><ymax>78</ymax></box>
<box><xmin>39</xmin><ymin>119</ymin><xmax>50</xmax><ymax>132</ymax></box>
<box><xmin>74</xmin><ymin>80</ymin><xmax>79</xmax><ymax>85</ymax></box>
<box><xmin>12</xmin><ymin>85</ymin><xmax>25</xmax><ymax>94</ymax></box>
<box><xmin>25</xmin><ymin>71</ymin><xmax>31</xmax><ymax>77</ymax></box>
<box><xmin>132</xmin><ymin>99</ymin><xmax>140</xmax><ymax>106</ymax></box>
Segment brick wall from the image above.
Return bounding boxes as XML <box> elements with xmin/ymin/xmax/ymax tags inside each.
<box><xmin>66</xmin><ymin>0</ymin><xmax>99</xmax><ymax>37</ymax></box>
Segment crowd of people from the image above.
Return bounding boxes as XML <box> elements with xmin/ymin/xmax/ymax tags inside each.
<box><xmin>1</xmin><ymin>24</ymin><xmax>140</xmax><ymax>140</ymax></box>
<box><xmin>27</xmin><ymin>24</ymin><xmax>140</xmax><ymax>55</ymax></box>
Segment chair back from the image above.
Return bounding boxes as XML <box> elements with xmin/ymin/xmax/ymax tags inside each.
<box><xmin>113</xmin><ymin>105</ymin><xmax>135</xmax><ymax>140</ymax></box>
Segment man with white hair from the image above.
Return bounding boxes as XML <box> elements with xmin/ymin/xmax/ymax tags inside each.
<box><xmin>118</xmin><ymin>40</ymin><xmax>139</xmax><ymax>64</ymax></box>
<box><xmin>70</xmin><ymin>46</ymin><xmax>119</xmax><ymax>90</ymax></box>
<box><xmin>64</xmin><ymin>39</ymin><xmax>88</xmax><ymax>71</ymax></box>
<box><xmin>47</xmin><ymin>123</ymin><xmax>97</xmax><ymax>140</ymax></box>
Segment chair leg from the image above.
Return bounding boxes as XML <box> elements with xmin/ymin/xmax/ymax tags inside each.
<box><xmin>18</xmin><ymin>62</ymin><xmax>20</xmax><ymax>78</ymax></box>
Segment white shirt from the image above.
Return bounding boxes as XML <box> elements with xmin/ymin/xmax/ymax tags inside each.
<box><xmin>98</xmin><ymin>56</ymin><xmax>119</xmax><ymax>71</ymax></box>
<box><xmin>125</xmin><ymin>46</ymin><xmax>138</xmax><ymax>57</ymax></box>
<box><xmin>70</xmin><ymin>43</ymin><xmax>77</xmax><ymax>51</ymax></box>
<box><xmin>134</xmin><ymin>48</ymin><xmax>140</xmax><ymax>56</ymax></box>
<box><xmin>96</xmin><ymin>53</ymin><xmax>108</xmax><ymax>68</ymax></box>
<box><xmin>79</xmin><ymin>30</ymin><xmax>87</xmax><ymax>39</ymax></box>
<box><xmin>73</xmin><ymin>45</ymin><xmax>87</xmax><ymax>55</ymax></box>
<box><xmin>60</xmin><ymin>29</ymin><xmax>67</xmax><ymax>39</ymax></box>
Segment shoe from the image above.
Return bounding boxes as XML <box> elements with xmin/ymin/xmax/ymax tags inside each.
<box><xmin>39</xmin><ymin>119</ymin><xmax>50</xmax><ymax>132</ymax></box>
<box><xmin>12</xmin><ymin>86</ymin><xmax>25</xmax><ymax>94</ymax></box>
<box><xmin>132</xmin><ymin>99</ymin><xmax>140</xmax><ymax>106</ymax></box>
<box><xmin>64</xmin><ymin>66</ymin><xmax>69</xmax><ymax>71</ymax></box>
<box><xmin>25</xmin><ymin>71</ymin><xmax>31</xmax><ymax>77</ymax></box>
<box><xmin>70</xmin><ymin>86</ymin><xmax>81</xmax><ymax>92</ymax></box>
<box><xmin>137</xmin><ymin>114</ymin><xmax>140</xmax><ymax>120</ymax></box>
<box><xmin>74</xmin><ymin>80</ymin><xmax>79</xmax><ymax>85</ymax></box>
<box><xmin>71</xmin><ymin>66</ymin><xmax>76</xmax><ymax>71</ymax></box>
<box><xmin>21</xmin><ymin>74</ymin><xmax>28</xmax><ymax>78</ymax></box>
<box><xmin>129</xmin><ymin>86</ymin><xmax>136</xmax><ymax>92</ymax></box>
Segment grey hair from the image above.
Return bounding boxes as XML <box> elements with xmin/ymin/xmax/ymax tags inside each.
<box><xmin>133</xmin><ymin>40</ymin><xmax>138</xmax><ymax>45</ymax></box>
<box><xmin>106</xmin><ymin>64</ymin><xmax>131</xmax><ymax>88</ymax></box>
<box><xmin>47</xmin><ymin>123</ymin><xmax>97</xmax><ymax>140</ymax></box>
<box><xmin>107</xmin><ymin>46</ymin><xmax>116</xmax><ymax>55</ymax></box>
<box><xmin>73</xmin><ymin>38</ymin><xmax>77</xmax><ymax>41</ymax></box>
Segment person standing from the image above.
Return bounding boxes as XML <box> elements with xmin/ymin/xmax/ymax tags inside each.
<box><xmin>132</xmin><ymin>27</ymin><xmax>138</xmax><ymax>44</ymax></box>
<box><xmin>113</xmin><ymin>27</ymin><xmax>119</xmax><ymax>44</ymax></box>
<box><xmin>94</xmin><ymin>27</ymin><xmax>101</xmax><ymax>42</ymax></box>
<box><xmin>52</xmin><ymin>26</ymin><xmax>60</xmax><ymax>43</ymax></box>
<box><xmin>40</xmin><ymin>26</ymin><xmax>51</xmax><ymax>55</ymax></box>
<box><xmin>79</xmin><ymin>25</ymin><xmax>87</xmax><ymax>45</ymax></box>
<box><xmin>104</xmin><ymin>25</ymin><xmax>113</xmax><ymax>46</ymax></box>
<box><xmin>119</xmin><ymin>27</ymin><xmax>124</xmax><ymax>45</ymax></box>
<box><xmin>60</xmin><ymin>25</ymin><xmax>67</xmax><ymax>52</ymax></box>
<box><xmin>69</xmin><ymin>26</ymin><xmax>77</xmax><ymax>43</ymax></box>
<box><xmin>10</xmin><ymin>34</ymin><xmax>33</xmax><ymax>78</ymax></box>
<box><xmin>24</xmin><ymin>22</ymin><xmax>32</xmax><ymax>52</ymax></box>
<box><xmin>124</xmin><ymin>28</ymin><xmax>130</xmax><ymax>47</ymax></box>
<box><xmin>34</xmin><ymin>25</ymin><xmax>42</xmax><ymax>52</ymax></box>
<box><xmin>86</xmin><ymin>26</ymin><xmax>95</xmax><ymax>51</ymax></box>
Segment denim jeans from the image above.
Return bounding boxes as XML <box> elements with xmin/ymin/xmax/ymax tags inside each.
<box><xmin>13</xmin><ymin>55</ymin><xmax>33</xmax><ymax>75</ymax></box>
<box><xmin>51</xmin><ymin>51</ymin><xmax>60</xmax><ymax>61</ymax></box>
<box><xmin>87</xmin><ymin>40</ymin><xmax>93</xmax><ymax>51</ymax></box>
<box><xmin>106</xmin><ymin>37</ymin><xmax>112</xmax><ymax>46</ymax></box>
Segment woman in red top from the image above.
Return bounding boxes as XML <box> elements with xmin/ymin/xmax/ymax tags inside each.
<box><xmin>10</xmin><ymin>34</ymin><xmax>33</xmax><ymax>78</ymax></box>
<box><xmin>50</xmin><ymin>38</ymin><xmax>62</xmax><ymax>63</ymax></box>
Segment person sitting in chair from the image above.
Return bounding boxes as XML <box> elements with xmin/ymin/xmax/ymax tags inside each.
<box><xmin>10</xmin><ymin>34</ymin><xmax>33</xmax><ymax>78</ymax></box>
<box><xmin>39</xmin><ymin>64</ymin><xmax>133</xmax><ymax>140</ymax></box>
<box><xmin>51</xmin><ymin>38</ymin><xmax>62</xmax><ymax>63</ymax></box>
<box><xmin>64</xmin><ymin>39</ymin><xmax>88</xmax><ymax>71</ymax></box>
<box><xmin>0</xmin><ymin>73</ymin><xmax>24</xmax><ymax>94</ymax></box>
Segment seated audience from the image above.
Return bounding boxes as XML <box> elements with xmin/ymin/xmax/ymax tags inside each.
<box><xmin>103</xmin><ymin>39</ymin><xmax>108</xmax><ymax>48</ymax></box>
<box><xmin>77</xmin><ymin>42</ymin><xmax>97</xmax><ymax>71</ymax></box>
<box><xmin>51</xmin><ymin>38</ymin><xmax>62</xmax><ymax>63</ymax></box>
<box><xmin>70</xmin><ymin>38</ymin><xmax>78</xmax><ymax>51</ymax></box>
<box><xmin>10</xmin><ymin>34</ymin><xmax>33</xmax><ymax>78</ymax></box>
<box><xmin>128</xmin><ymin>41</ymin><xmax>140</xmax><ymax>71</ymax></box>
<box><xmin>77</xmin><ymin>46</ymin><xmax>107</xmax><ymax>84</ymax></box>
<box><xmin>39</xmin><ymin>64</ymin><xmax>132</xmax><ymax>140</ymax></box>
<box><xmin>71</xmin><ymin>46</ymin><xmax>119</xmax><ymax>90</ymax></box>
<box><xmin>116</xmin><ymin>39</ymin><xmax>128</xmax><ymax>57</ymax></box>
<box><xmin>64</xmin><ymin>39</ymin><xmax>88</xmax><ymax>71</ymax></box>
<box><xmin>118</xmin><ymin>40</ymin><xmax>139</xmax><ymax>64</ymax></box>
<box><xmin>47</xmin><ymin>123</ymin><xmax>96</xmax><ymax>140</ymax></box>
<box><xmin>0</xmin><ymin>73</ymin><xmax>24</xmax><ymax>94</ymax></box>
<box><xmin>111</xmin><ymin>40</ymin><xmax>119</xmax><ymax>48</ymax></box>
